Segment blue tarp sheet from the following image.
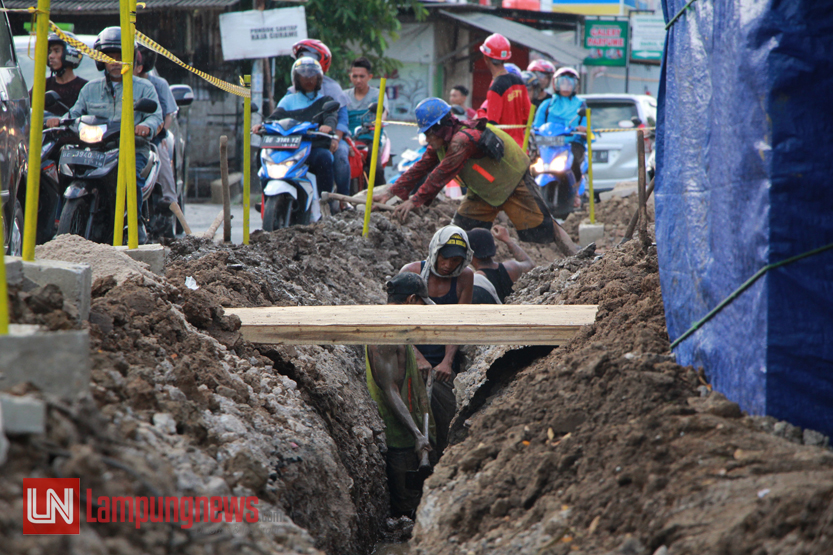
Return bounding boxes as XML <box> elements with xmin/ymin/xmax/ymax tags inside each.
<box><xmin>656</xmin><ymin>0</ymin><xmax>833</xmax><ymax>435</ymax></box>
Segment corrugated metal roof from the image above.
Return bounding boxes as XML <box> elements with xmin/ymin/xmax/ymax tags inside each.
<box><xmin>6</xmin><ymin>0</ymin><xmax>239</xmax><ymax>13</ymax></box>
<box><xmin>439</xmin><ymin>9</ymin><xmax>587</xmax><ymax>67</ymax></box>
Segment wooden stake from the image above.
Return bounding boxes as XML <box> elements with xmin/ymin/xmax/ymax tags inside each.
<box><xmin>220</xmin><ymin>135</ymin><xmax>231</xmax><ymax>243</ymax></box>
<box><xmin>637</xmin><ymin>130</ymin><xmax>649</xmax><ymax>245</ymax></box>
<box><xmin>169</xmin><ymin>201</ymin><xmax>191</xmax><ymax>235</ymax></box>
<box><xmin>322</xmin><ymin>191</ymin><xmax>395</xmax><ymax>211</ymax></box>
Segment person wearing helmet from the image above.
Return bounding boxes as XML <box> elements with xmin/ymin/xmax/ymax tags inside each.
<box><xmin>533</xmin><ymin>67</ymin><xmax>587</xmax><ymax>190</ymax></box>
<box><xmin>39</xmin><ymin>33</ymin><xmax>87</xmax><ymax>122</ymax></box>
<box><xmin>479</xmin><ymin>33</ymin><xmax>530</xmax><ymax>147</ymax></box>
<box><xmin>289</xmin><ymin>39</ymin><xmax>353</xmax><ymax>201</ymax></box>
<box><xmin>134</xmin><ymin>45</ymin><xmax>179</xmax><ymax>235</ymax></box>
<box><xmin>527</xmin><ymin>59</ymin><xmax>555</xmax><ymax>107</ymax></box>
<box><xmin>399</xmin><ymin>225</ymin><xmax>474</xmax><ymax>453</ymax></box>
<box><xmin>520</xmin><ymin>71</ymin><xmax>541</xmax><ymax>109</ymax></box>
<box><xmin>253</xmin><ymin>58</ymin><xmax>339</xmax><ymax>198</ymax></box>
<box><xmin>374</xmin><ymin>98</ymin><xmax>580</xmax><ymax>257</ymax></box>
<box><xmin>448</xmin><ymin>85</ymin><xmax>476</xmax><ymax>119</ymax></box>
<box><xmin>53</xmin><ymin>26</ymin><xmax>164</xmax><ymax>243</ymax></box>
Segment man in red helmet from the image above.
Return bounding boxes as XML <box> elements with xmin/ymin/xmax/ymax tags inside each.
<box><xmin>480</xmin><ymin>33</ymin><xmax>530</xmax><ymax>147</ymax></box>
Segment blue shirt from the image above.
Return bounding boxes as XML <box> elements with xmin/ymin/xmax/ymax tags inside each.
<box><xmin>534</xmin><ymin>94</ymin><xmax>586</xmax><ymax>129</ymax></box>
<box><xmin>278</xmin><ymin>90</ymin><xmax>324</xmax><ymax>111</ymax></box>
<box><xmin>289</xmin><ymin>76</ymin><xmax>350</xmax><ymax>135</ymax></box>
<box><xmin>145</xmin><ymin>73</ymin><xmax>177</xmax><ymax>118</ymax></box>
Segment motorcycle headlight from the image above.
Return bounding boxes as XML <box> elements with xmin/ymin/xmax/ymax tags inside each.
<box><xmin>531</xmin><ymin>157</ymin><xmax>545</xmax><ymax>175</ymax></box>
<box><xmin>262</xmin><ymin>146</ymin><xmax>309</xmax><ymax>180</ymax></box>
<box><xmin>79</xmin><ymin>122</ymin><xmax>106</xmax><ymax>144</ymax></box>
<box><xmin>550</xmin><ymin>153</ymin><xmax>569</xmax><ymax>173</ymax></box>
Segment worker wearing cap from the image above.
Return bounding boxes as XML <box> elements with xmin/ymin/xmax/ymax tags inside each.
<box><xmin>365</xmin><ymin>272</ymin><xmax>436</xmax><ymax>517</ymax></box>
<box><xmin>375</xmin><ymin>98</ymin><xmax>580</xmax><ymax>256</ymax></box>
<box><xmin>400</xmin><ymin>225</ymin><xmax>474</xmax><ymax>453</ymax></box>
<box><xmin>468</xmin><ymin>225</ymin><xmax>535</xmax><ymax>304</ymax></box>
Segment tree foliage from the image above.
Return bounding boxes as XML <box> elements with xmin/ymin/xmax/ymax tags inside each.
<box><xmin>273</xmin><ymin>0</ymin><xmax>426</xmax><ymax>90</ymax></box>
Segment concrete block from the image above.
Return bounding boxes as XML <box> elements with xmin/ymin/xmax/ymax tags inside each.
<box><xmin>579</xmin><ymin>222</ymin><xmax>605</xmax><ymax>247</ymax></box>
<box><xmin>8</xmin><ymin>257</ymin><xmax>92</xmax><ymax>322</ymax></box>
<box><xmin>4</xmin><ymin>257</ymin><xmax>23</xmax><ymax>286</ymax></box>
<box><xmin>115</xmin><ymin>244</ymin><xmax>166</xmax><ymax>275</ymax></box>
<box><xmin>0</xmin><ymin>324</ymin><xmax>90</xmax><ymax>400</ymax></box>
<box><xmin>210</xmin><ymin>172</ymin><xmax>242</xmax><ymax>204</ymax></box>
<box><xmin>0</xmin><ymin>393</ymin><xmax>46</xmax><ymax>435</ymax></box>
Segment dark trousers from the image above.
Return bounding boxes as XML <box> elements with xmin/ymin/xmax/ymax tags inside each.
<box><xmin>386</xmin><ymin>447</ymin><xmax>422</xmax><ymax>518</ymax></box>
<box><xmin>570</xmin><ymin>142</ymin><xmax>585</xmax><ymax>184</ymax></box>
<box><xmin>306</xmin><ymin>147</ymin><xmax>334</xmax><ymax>196</ymax></box>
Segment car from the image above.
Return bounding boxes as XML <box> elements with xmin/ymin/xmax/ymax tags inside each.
<box><xmin>578</xmin><ymin>93</ymin><xmax>657</xmax><ymax>193</ymax></box>
<box><xmin>0</xmin><ymin>10</ymin><xmax>30</xmax><ymax>256</ymax></box>
<box><xmin>15</xmin><ymin>33</ymin><xmax>194</xmax><ymax>237</ymax></box>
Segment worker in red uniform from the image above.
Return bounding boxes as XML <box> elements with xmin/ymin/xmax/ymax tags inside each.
<box><xmin>479</xmin><ymin>33</ymin><xmax>530</xmax><ymax>147</ymax></box>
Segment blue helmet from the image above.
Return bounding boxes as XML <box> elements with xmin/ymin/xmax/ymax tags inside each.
<box><xmin>415</xmin><ymin>97</ymin><xmax>451</xmax><ymax>134</ymax></box>
<box><xmin>505</xmin><ymin>63</ymin><xmax>522</xmax><ymax>78</ymax></box>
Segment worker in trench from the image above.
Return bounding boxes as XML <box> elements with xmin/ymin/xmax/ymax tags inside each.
<box><xmin>365</xmin><ymin>273</ymin><xmax>437</xmax><ymax>518</ymax></box>
<box><xmin>399</xmin><ymin>225</ymin><xmax>473</xmax><ymax>454</ymax></box>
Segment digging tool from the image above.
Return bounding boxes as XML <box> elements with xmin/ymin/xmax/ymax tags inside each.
<box><xmin>203</xmin><ymin>209</ymin><xmax>225</xmax><ymax>239</ymax></box>
<box><xmin>169</xmin><ymin>202</ymin><xmax>191</xmax><ymax>235</ymax></box>
<box><xmin>406</xmin><ymin>368</ymin><xmax>434</xmax><ymax>489</ymax></box>
<box><xmin>321</xmin><ymin>191</ymin><xmax>395</xmax><ymax>212</ymax></box>
<box><xmin>619</xmin><ymin>176</ymin><xmax>655</xmax><ymax>245</ymax></box>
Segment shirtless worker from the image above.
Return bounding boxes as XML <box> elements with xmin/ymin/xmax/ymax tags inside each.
<box><xmin>400</xmin><ymin>225</ymin><xmax>473</xmax><ymax>453</ymax></box>
<box><xmin>366</xmin><ymin>273</ymin><xmax>435</xmax><ymax>517</ymax></box>
<box><xmin>468</xmin><ymin>225</ymin><xmax>535</xmax><ymax>304</ymax></box>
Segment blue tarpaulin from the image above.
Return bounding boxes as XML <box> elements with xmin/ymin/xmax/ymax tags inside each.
<box><xmin>656</xmin><ymin>0</ymin><xmax>833</xmax><ymax>435</ymax></box>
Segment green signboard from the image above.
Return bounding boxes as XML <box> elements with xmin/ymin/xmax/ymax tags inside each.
<box><xmin>584</xmin><ymin>20</ymin><xmax>628</xmax><ymax>67</ymax></box>
<box><xmin>630</xmin><ymin>14</ymin><xmax>665</xmax><ymax>63</ymax></box>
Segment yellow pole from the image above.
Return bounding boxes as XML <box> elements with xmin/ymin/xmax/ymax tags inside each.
<box><xmin>362</xmin><ymin>78</ymin><xmax>386</xmax><ymax>237</ymax></box>
<box><xmin>0</xmin><ymin>209</ymin><xmax>8</xmax><ymax>334</ymax></box>
<box><xmin>522</xmin><ymin>104</ymin><xmax>536</xmax><ymax>153</ymax></box>
<box><xmin>123</xmin><ymin>0</ymin><xmax>139</xmax><ymax>248</ymax></box>
<box><xmin>242</xmin><ymin>75</ymin><xmax>251</xmax><ymax>245</ymax></box>
<box><xmin>586</xmin><ymin>108</ymin><xmax>595</xmax><ymax>225</ymax></box>
<box><xmin>22</xmin><ymin>0</ymin><xmax>51</xmax><ymax>261</ymax></box>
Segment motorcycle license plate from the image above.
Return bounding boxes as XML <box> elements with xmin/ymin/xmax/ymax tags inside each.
<box><xmin>537</xmin><ymin>135</ymin><xmax>566</xmax><ymax>147</ymax></box>
<box><xmin>592</xmin><ymin>150</ymin><xmax>609</xmax><ymax>163</ymax></box>
<box><xmin>59</xmin><ymin>149</ymin><xmax>106</xmax><ymax>167</ymax></box>
<box><xmin>261</xmin><ymin>135</ymin><xmax>302</xmax><ymax>149</ymax></box>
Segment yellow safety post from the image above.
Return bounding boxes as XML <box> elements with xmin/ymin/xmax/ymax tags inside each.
<box><xmin>242</xmin><ymin>74</ymin><xmax>251</xmax><ymax>245</ymax></box>
<box><xmin>0</xmin><ymin>209</ymin><xmax>8</xmax><ymax>334</ymax></box>
<box><xmin>113</xmin><ymin>0</ymin><xmax>138</xmax><ymax>248</ymax></box>
<box><xmin>362</xmin><ymin>77</ymin><xmax>386</xmax><ymax>237</ymax></box>
<box><xmin>522</xmin><ymin>104</ymin><xmax>536</xmax><ymax>153</ymax></box>
<box><xmin>21</xmin><ymin>0</ymin><xmax>50</xmax><ymax>261</ymax></box>
<box><xmin>586</xmin><ymin>108</ymin><xmax>595</xmax><ymax>225</ymax></box>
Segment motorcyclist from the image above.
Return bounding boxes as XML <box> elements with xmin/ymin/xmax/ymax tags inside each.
<box><xmin>253</xmin><ymin>58</ymin><xmax>338</xmax><ymax>198</ymax></box>
<box><xmin>478</xmin><ymin>33</ymin><xmax>530</xmax><ymax>147</ymax></box>
<box><xmin>290</xmin><ymin>39</ymin><xmax>352</xmax><ymax>199</ymax></box>
<box><xmin>527</xmin><ymin>59</ymin><xmax>555</xmax><ymax>107</ymax></box>
<box><xmin>521</xmin><ymin>71</ymin><xmax>541</xmax><ymax>111</ymax></box>
<box><xmin>533</xmin><ymin>67</ymin><xmax>587</xmax><ymax>189</ymax></box>
<box><xmin>40</xmin><ymin>32</ymin><xmax>87</xmax><ymax>120</ymax></box>
<box><xmin>134</xmin><ymin>45</ymin><xmax>178</xmax><ymax>236</ymax></box>
<box><xmin>50</xmin><ymin>26</ymin><xmax>163</xmax><ymax>244</ymax></box>
<box><xmin>346</xmin><ymin>56</ymin><xmax>389</xmax><ymax>186</ymax></box>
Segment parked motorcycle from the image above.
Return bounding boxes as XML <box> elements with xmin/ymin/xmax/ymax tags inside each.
<box><xmin>530</xmin><ymin>121</ymin><xmax>587</xmax><ymax>220</ymax></box>
<box><xmin>258</xmin><ymin>100</ymin><xmax>339</xmax><ymax>231</ymax></box>
<box><xmin>345</xmin><ymin>103</ymin><xmax>391</xmax><ymax>195</ymax></box>
<box><xmin>53</xmin><ymin>97</ymin><xmax>162</xmax><ymax>244</ymax></box>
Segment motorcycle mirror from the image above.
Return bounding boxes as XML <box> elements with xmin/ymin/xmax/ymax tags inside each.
<box><xmin>134</xmin><ymin>98</ymin><xmax>159</xmax><ymax>113</ymax></box>
<box><xmin>251</xmin><ymin>102</ymin><xmax>259</xmax><ymax>113</ymax></box>
<box><xmin>617</xmin><ymin>119</ymin><xmax>635</xmax><ymax>129</ymax></box>
<box><xmin>450</xmin><ymin>105</ymin><xmax>466</xmax><ymax>116</ymax></box>
<box><xmin>170</xmin><ymin>84</ymin><xmax>194</xmax><ymax>108</ymax></box>
<box><xmin>577</xmin><ymin>107</ymin><xmax>587</xmax><ymax>118</ymax></box>
<box><xmin>44</xmin><ymin>91</ymin><xmax>61</xmax><ymax>109</ymax></box>
<box><xmin>367</xmin><ymin>102</ymin><xmax>379</xmax><ymax>114</ymax></box>
<box><xmin>322</xmin><ymin>100</ymin><xmax>340</xmax><ymax>113</ymax></box>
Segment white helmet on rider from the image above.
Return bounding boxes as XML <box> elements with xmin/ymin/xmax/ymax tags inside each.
<box><xmin>292</xmin><ymin>57</ymin><xmax>323</xmax><ymax>96</ymax></box>
<box><xmin>553</xmin><ymin>67</ymin><xmax>580</xmax><ymax>97</ymax></box>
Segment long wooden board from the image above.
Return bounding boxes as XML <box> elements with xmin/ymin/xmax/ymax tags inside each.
<box><xmin>226</xmin><ymin>305</ymin><xmax>597</xmax><ymax>345</ymax></box>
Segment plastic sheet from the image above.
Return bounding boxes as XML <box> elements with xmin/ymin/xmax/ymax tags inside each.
<box><xmin>656</xmin><ymin>0</ymin><xmax>833</xmax><ymax>435</ymax></box>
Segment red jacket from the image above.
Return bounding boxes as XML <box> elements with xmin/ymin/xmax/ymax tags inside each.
<box><xmin>485</xmin><ymin>73</ymin><xmax>530</xmax><ymax>147</ymax></box>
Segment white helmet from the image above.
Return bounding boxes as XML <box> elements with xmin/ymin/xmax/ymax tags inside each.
<box><xmin>553</xmin><ymin>67</ymin><xmax>580</xmax><ymax>96</ymax></box>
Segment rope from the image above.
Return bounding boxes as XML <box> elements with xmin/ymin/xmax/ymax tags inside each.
<box><xmin>136</xmin><ymin>30</ymin><xmax>250</xmax><ymax>98</ymax></box>
<box><xmin>666</xmin><ymin>0</ymin><xmax>698</xmax><ymax>31</ymax></box>
<box><xmin>381</xmin><ymin>120</ymin><xmax>655</xmax><ymax>134</ymax></box>
<box><xmin>669</xmin><ymin>242</ymin><xmax>833</xmax><ymax>350</ymax></box>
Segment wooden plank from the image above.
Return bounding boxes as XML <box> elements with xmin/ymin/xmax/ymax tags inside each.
<box><xmin>226</xmin><ymin>305</ymin><xmax>598</xmax><ymax>345</ymax></box>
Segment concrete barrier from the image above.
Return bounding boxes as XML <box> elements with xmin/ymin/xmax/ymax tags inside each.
<box><xmin>114</xmin><ymin>244</ymin><xmax>166</xmax><ymax>275</ymax></box>
<box><xmin>0</xmin><ymin>393</ymin><xmax>46</xmax><ymax>435</ymax></box>
<box><xmin>6</xmin><ymin>256</ymin><xmax>91</xmax><ymax>321</ymax></box>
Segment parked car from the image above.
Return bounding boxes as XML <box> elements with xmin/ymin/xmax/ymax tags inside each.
<box><xmin>578</xmin><ymin>94</ymin><xmax>656</xmax><ymax>193</ymax></box>
<box><xmin>0</xmin><ymin>11</ymin><xmax>31</xmax><ymax>255</ymax></box>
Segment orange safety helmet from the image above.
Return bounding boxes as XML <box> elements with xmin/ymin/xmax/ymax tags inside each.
<box><xmin>479</xmin><ymin>33</ymin><xmax>511</xmax><ymax>61</ymax></box>
<box><xmin>291</xmin><ymin>39</ymin><xmax>332</xmax><ymax>74</ymax></box>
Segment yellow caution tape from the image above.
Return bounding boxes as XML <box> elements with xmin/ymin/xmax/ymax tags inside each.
<box><xmin>135</xmin><ymin>30</ymin><xmax>250</xmax><ymax>98</ymax></box>
<box><xmin>49</xmin><ymin>23</ymin><xmax>127</xmax><ymax>68</ymax></box>
<box><xmin>381</xmin><ymin>120</ymin><xmax>656</xmax><ymax>133</ymax></box>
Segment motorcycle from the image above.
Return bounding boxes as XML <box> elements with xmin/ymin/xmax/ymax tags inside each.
<box><xmin>530</xmin><ymin>120</ymin><xmax>588</xmax><ymax>220</ymax></box>
<box><xmin>35</xmin><ymin>92</ymin><xmax>72</xmax><ymax>244</ymax></box>
<box><xmin>345</xmin><ymin>103</ymin><xmax>391</xmax><ymax>195</ymax></box>
<box><xmin>258</xmin><ymin>100</ymin><xmax>339</xmax><ymax>231</ymax></box>
<box><xmin>53</xmin><ymin>97</ymin><xmax>162</xmax><ymax>244</ymax></box>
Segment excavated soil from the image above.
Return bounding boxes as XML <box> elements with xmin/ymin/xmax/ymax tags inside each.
<box><xmin>4</xmin><ymin>194</ymin><xmax>831</xmax><ymax>555</ymax></box>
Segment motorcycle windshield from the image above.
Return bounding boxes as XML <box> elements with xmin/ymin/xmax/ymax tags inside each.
<box><xmin>535</xmin><ymin>122</ymin><xmax>572</xmax><ymax>136</ymax></box>
<box><xmin>264</xmin><ymin>119</ymin><xmax>317</xmax><ymax>136</ymax></box>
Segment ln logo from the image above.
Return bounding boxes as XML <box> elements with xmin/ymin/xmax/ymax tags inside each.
<box><xmin>23</xmin><ymin>478</ymin><xmax>80</xmax><ymax>535</ymax></box>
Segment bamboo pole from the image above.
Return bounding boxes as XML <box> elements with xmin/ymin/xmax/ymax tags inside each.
<box><xmin>362</xmin><ymin>78</ymin><xmax>387</xmax><ymax>237</ymax></box>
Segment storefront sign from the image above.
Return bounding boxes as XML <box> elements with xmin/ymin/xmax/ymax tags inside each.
<box><xmin>219</xmin><ymin>7</ymin><xmax>307</xmax><ymax>61</ymax></box>
<box><xmin>584</xmin><ymin>20</ymin><xmax>628</xmax><ymax>67</ymax></box>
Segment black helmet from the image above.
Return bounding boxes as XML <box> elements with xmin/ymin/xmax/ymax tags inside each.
<box><xmin>93</xmin><ymin>26</ymin><xmax>125</xmax><ymax>71</ymax></box>
<box><xmin>47</xmin><ymin>32</ymin><xmax>82</xmax><ymax>75</ymax></box>
<box><xmin>136</xmin><ymin>44</ymin><xmax>157</xmax><ymax>72</ymax></box>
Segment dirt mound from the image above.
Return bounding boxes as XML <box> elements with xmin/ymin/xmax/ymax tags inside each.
<box><xmin>563</xmin><ymin>193</ymin><xmax>655</xmax><ymax>250</ymax></box>
<box><xmin>35</xmin><ymin>234</ymin><xmax>160</xmax><ymax>285</ymax></box>
<box><xmin>413</xmin><ymin>240</ymin><xmax>833</xmax><ymax>555</ymax></box>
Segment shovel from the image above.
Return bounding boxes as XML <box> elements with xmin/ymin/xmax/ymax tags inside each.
<box><xmin>405</xmin><ymin>369</ymin><xmax>434</xmax><ymax>490</ymax></box>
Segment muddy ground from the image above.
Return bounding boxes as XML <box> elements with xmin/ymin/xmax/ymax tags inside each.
<box><xmin>4</xmin><ymin>194</ymin><xmax>832</xmax><ymax>555</ymax></box>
